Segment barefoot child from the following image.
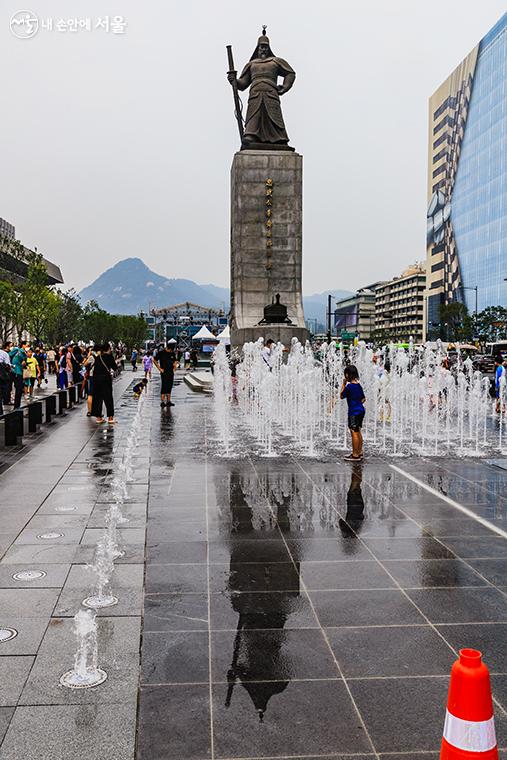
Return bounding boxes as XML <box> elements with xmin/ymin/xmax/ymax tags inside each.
<box><xmin>340</xmin><ymin>365</ymin><xmax>365</xmax><ymax>461</ymax></box>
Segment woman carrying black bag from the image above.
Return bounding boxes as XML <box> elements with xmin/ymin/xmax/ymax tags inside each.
<box><xmin>91</xmin><ymin>343</ymin><xmax>117</xmax><ymax>424</ymax></box>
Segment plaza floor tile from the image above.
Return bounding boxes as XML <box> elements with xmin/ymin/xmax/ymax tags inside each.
<box><xmin>209</xmin><ymin>591</ymin><xmax>319</xmax><ymax>631</ymax></box>
<box><xmin>382</xmin><ymin>558</ymin><xmax>487</xmax><ymax>588</ymax></box>
<box><xmin>406</xmin><ymin>587</ymin><xmax>507</xmax><ymax>624</ymax></box>
<box><xmin>146</xmin><ymin>520</ymin><xmax>207</xmax><ymax>543</ymax></box>
<box><xmin>285</xmin><ymin>538</ymin><xmax>373</xmax><ymax>561</ymax></box>
<box><xmin>327</xmin><ymin>625</ymin><xmax>455</xmax><ymax>677</ymax></box>
<box><xmin>467</xmin><ymin>558</ymin><xmax>507</xmax><ymax>587</ymax></box>
<box><xmin>442</xmin><ymin>535</ymin><xmax>507</xmax><ymax>558</ymax></box>
<box><xmin>0</xmin><ymin>657</ymin><xmax>34</xmax><ymax>706</ymax></box>
<box><xmin>0</xmin><ymin>708</ymin><xmax>14</xmax><ymax>745</ymax></box>
<box><xmin>145</xmin><ymin>563</ymin><xmax>208</xmax><ymax>594</ymax></box>
<box><xmin>0</xmin><ymin>564</ymin><xmax>71</xmax><ymax>589</ymax></box>
<box><xmin>348</xmin><ymin>677</ymin><xmax>453</xmax><ymax>753</ymax></box>
<box><xmin>13</xmin><ymin>528</ymin><xmax>85</xmax><ymax>546</ymax></box>
<box><xmin>54</xmin><ymin>563</ymin><xmax>143</xmax><ymax>616</ymax></box>
<box><xmin>436</xmin><ymin>623</ymin><xmax>507</xmax><ymax>672</ymax></box>
<box><xmin>422</xmin><ymin>517</ymin><xmax>506</xmax><ymax>537</ymax></box>
<box><xmin>212</xmin><ymin>679</ymin><xmax>373</xmax><ymax>758</ymax></box>
<box><xmin>210</xmin><ymin>563</ymin><xmax>300</xmax><ymax>593</ymax></box>
<box><xmin>146</xmin><ymin>540</ymin><xmax>208</xmax><ymax>564</ymax></box>
<box><xmin>209</xmin><ymin>539</ymin><xmax>292</xmax><ymax>564</ymax></box>
<box><xmin>211</xmin><ymin>628</ymin><xmax>337</xmax><ymax>683</ymax></box>
<box><xmin>0</xmin><ymin>589</ymin><xmax>59</xmax><ymax>617</ymax></box>
<box><xmin>0</xmin><ymin>704</ymin><xmax>136</xmax><ymax>760</ymax></box>
<box><xmin>309</xmin><ymin>589</ymin><xmax>425</xmax><ymax>627</ymax></box>
<box><xmin>301</xmin><ymin>560</ymin><xmax>395</xmax><ymax>590</ymax></box>
<box><xmin>137</xmin><ymin>685</ymin><xmax>211</xmax><ymax>760</ymax></box>
<box><xmin>141</xmin><ymin>631</ymin><xmax>209</xmax><ymax>684</ymax></box>
<box><xmin>144</xmin><ymin>593</ymin><xmax>209</xmax><ymax>632</ymax></box>
<box><xmin>363</xmin><ymin>537</ymin><xmax>455</xmax><ymax>561</ymax></box>
<box><xmin>19</xmin><ymin>616</ymin><xmax>140</xmax><ymax>706</ymax></box>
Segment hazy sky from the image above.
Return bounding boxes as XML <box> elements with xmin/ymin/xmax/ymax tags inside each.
<box><xmin>1</xmin><ymin>1</ymin><xmax>506</xmax><ymax>295</ymax></box>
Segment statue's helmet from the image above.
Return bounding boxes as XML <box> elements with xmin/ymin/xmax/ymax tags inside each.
<box><xmin>251</xmin><ymin>26</ymin><xmax>274</xmax><ymax>60</ymax></box>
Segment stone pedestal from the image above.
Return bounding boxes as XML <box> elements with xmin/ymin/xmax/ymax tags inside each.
<box><xmin>230</xmin><ymin>150</ymin><xmax>309</xmax><ymax>349</ymax></box>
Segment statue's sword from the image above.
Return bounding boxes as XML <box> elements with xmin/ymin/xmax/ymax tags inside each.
<box><xmin>226</xmin><ymin>45</ymin><xmax>244</xmax><ymax>142</ymax></box>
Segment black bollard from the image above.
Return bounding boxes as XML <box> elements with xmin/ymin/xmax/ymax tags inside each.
<box><xmin>58</xmin><ymin>390</ymin><xmax>67</xmax><ymax>414</ymax></box>
<box><xmin>28</xmin><ymin>402</ymin><xmax>43</xmax><ymax>433</ymax></box>
<box><xmin>45</xmin><ymin>395</ymin><xmax>57</xmax><ymax>422</ymax></box>
<box><xmin>4</xmin><ymin>410</ymin><xmax>24</xmax><ymax>446</ymax></box>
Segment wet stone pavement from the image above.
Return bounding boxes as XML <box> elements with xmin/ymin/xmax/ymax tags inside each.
<box><xmin>0</xmin><ymin>373</ymin><xmax>506</xmax><ymax>759</ymax></box>
<box><xmin>137</xmin><ymin>377</ymin><xmax>507</xmax><ymax>760</ymax></box>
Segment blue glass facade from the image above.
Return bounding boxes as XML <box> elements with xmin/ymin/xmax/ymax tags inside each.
<box><xmin>451</xmin><ymin>13</ymin><xmax>507</xmax><ymax>312</ymax></box>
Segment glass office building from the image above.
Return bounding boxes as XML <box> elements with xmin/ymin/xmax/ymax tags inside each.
<box><xmin>426</xmin><ymin>13</ymin><xmax>507</xmax><ymax>337</ymax></box>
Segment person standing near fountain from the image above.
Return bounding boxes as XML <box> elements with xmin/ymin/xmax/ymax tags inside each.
<box><xmin>153</xmin><ymin>344</ymin><xmax>178</xmax><ymax>408</ymax></box>
<box><xmin>340</xmin><ymin>365</ymin><xmax>365</xmax><ymax>461</ymax></box>
<box><xmin>261</xmin><ymin>339</ymin><xmax>275</xmax><ymax>371</ymax></box>
<box><xmin>91</xmin><ymin>343</ymin><xmax>118</xmax><ymax>424</ymax></box>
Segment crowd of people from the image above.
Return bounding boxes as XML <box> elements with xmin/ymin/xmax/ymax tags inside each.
<box><xmin>0</xmin><ymin>339</ymin><xmax>202</xmax><ymax>421</ymax></box>
<box><xmin>0</xmin><ymin>340</ymin><xmax>128</xmax><ymax>421</ymax></box>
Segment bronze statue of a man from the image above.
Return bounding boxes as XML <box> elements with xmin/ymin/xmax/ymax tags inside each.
<box><xmin>228</xmin><ymin>28</ymin><xmax>295</xmax><ymax>148</ymax></box>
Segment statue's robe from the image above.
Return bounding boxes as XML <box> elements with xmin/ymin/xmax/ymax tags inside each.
<box><xmin>237</xmin><ymin>57</ymin><xmax>295</xmax><ymax>144</ymax></box>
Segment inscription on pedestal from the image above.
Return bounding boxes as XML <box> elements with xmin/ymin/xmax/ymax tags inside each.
<box><xmin>230</xmin><ymin>150</ymin><xmax>308</xmax><ymax>348</ymax></box>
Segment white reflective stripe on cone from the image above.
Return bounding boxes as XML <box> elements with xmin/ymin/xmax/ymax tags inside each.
<box><xmin>443</xmin><ymin>710</ymin><xmax>496</xmax><ymax>753</ymax></box>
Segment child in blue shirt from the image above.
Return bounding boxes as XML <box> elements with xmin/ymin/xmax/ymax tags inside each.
<box><xmin>340</xmin><ymin>364</ymin><xmax>365</xmax><ymax>461</ymax></box>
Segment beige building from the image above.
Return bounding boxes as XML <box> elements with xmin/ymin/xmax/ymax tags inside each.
<box><xmin>375</xmin><ymin>264</ymin><xmax>426</xmax><ymax>343</ymax></box>
<box><xmin>425</xmin><ymin>13</ymin><xmax>507</xmax><ymax>338</ymax></box>
<box><xmin>425</xmin><ymin>46</ymin><xmax>478</xmax><ymax>336</ymax></box>
<box><xmin>335</xmin><ymin>285</ymin><xmax>381</xmax><ymax>341</ymax></box>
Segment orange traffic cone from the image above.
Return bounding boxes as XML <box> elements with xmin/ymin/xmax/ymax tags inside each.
<box><xmin>441</xmin><ymin>648</ymin><xmax>498</xmax><ymax>759</ymax></box>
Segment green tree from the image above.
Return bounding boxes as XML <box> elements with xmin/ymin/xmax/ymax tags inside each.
<box><xmin>81</xmin><ymin>301</ymin><xmax>115</xmax><ymax>344</ymax></box>
<box><xmin>0</xmin><ymin>280</ymin><xmax>18</xmax><ymax>343</ymax></box>
<box><xmin>473</xmin><ymin>306</ymin><xmax>507</xmax><ymax>342</ymax></box>
<box><xmin>115</xmin><ymin>315</ymin><xmax>148</xmax><ymax>351</ymax></box>
<box><xmin>440</xmin><ymin>302</ymin><xmax>473</xmax><ymax>342</ymax></box>
<box><xmin>46</xmin><ymin>289</ymin><xmax>84</xmax><ymax>345</ymax></box>
<box><xmin>22</xmin><ymin>252</ymin><xmax>58</xmax><ymax>342</ymax></box>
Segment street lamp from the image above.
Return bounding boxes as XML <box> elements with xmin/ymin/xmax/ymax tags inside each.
<box><xmin>462</xmin><ymin>285</ymin><xmax>478</xmax><ymax>317</ymax></box>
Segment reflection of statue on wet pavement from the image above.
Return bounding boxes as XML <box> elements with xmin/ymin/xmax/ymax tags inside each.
<box><xmin>227</xmin><ymin>27</ymin><xmax>296</xmax><ymax>149</ymax></box>
<box><xmin>339</xmin><ymin>463</ymin><xmax>365</xmax><ymax>538</ymax></box>
<box><xmin>221</xmin><ymin>467</ymin><xmax>301</xmax><ymax>721</ymax></box>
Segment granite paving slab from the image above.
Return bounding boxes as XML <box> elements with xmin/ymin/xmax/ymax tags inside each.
<box><xmin>0</xmin><ymin>617</ymin><xmax>50</xmax><ymax>655</ymax></box>
<box><xmin>13</xmin><ymin>528</ymin><xmax>85</xmax><ymax>546</ymax></box>
<box><xmin>0</xmin><ymin>544</ymin><xmax>83</xmax><ymax>565</ymax></box>
<box><xmin>0</xmin><ymin>704</ymin><xmax>136</xmax><ymax>760</ymax></box>
<box><xmin>55</xmin><ymin>564</ymin><xmax>143</xmax><ymax>616</ymax></box>
<box><xmin>212</xmin><ymin>679</ymin><xmax>373</xmax><ymax>759</ymax></box>
<box><xmin>0</xmin><ymin>709</ymin><xmax>14</xmax><ymax>746</ymax></box>
<box><xmin>80</xmin><ymin>527</ymin><xmax>145</xmax><ymax>546</ymax></box>
<box><xmin>19</xmin><ymin>616</ymin><xmax>141</xmax><ymax>706</ymax></box>
<box><xmin>87</xmin><ymin>502</ymin><xmax>147</xmax><ymax>529</ymax></box>
<box><xmin>0</xmin><ymin>564</ymin><xmax>70</xmax><ymax>589</ymax></box>
<box><xmin>0</xmin><ymin>657</ymin><xmax>34</xmax><ymax>707</ymax></box>
<box><xmin>0</xmin><ymin>589</ymin><xmax>59</xmax><ymax>617</ymax></box>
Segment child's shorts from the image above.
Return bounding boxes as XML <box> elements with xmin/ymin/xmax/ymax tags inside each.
<box><xmin>348</xmin><ymin>413</ymin><xmax>365</xmax><ymax>432</ymax></box>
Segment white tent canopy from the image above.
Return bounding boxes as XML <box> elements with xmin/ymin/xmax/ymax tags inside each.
<box><xmin>217</xmin><ymin>325</ymin><xmax>230</xmax><ymax>344</ymax></box>
<box><xmin>192</xmin><ymin>325</ymin><xmax>218</xmax><ymax>341</ymax></box>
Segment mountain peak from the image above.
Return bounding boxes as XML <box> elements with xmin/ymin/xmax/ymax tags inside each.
<box><xmin>78</xmin><ymin>258</ymin><xmax>227</xmax><ymax>315</ymax></box>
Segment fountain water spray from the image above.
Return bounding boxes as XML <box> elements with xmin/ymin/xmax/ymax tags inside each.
<box><xmin>60</xmin><ymin>609</ymin><xmax>107</xmax><ymax>688</ymax></box>
<box><xmin>213</xmin><ymin>342</ymin><xmax>233</xmax><ymax>454</ymax></box>
<box><xmin>224</xmin><ymin>338</ymin><xmax>500</xmax><ymax>457</ymax></box>
<box><xmin>83</xmin><ymin>535</ymin><xmax>118</xmax><ymax>609</ymax></box>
